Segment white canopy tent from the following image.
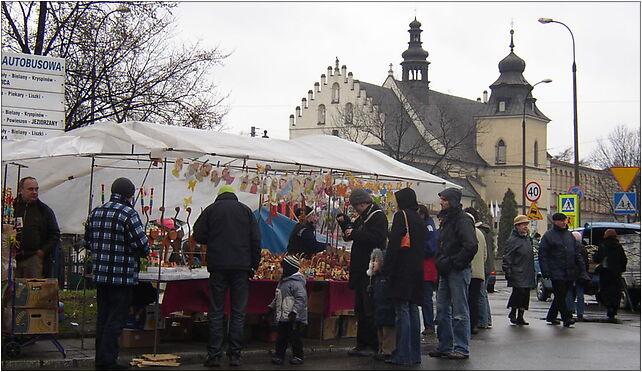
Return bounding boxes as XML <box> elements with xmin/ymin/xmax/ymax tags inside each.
<box><xmin>2</xmin><ymin>121</ymin><xmax>460</xmax><ymax>234</ymax></box>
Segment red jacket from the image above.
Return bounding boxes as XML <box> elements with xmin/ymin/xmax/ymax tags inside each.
<box><xmin>423</xmin><ymin>256</ymin><xmax>438</xmax><ymax>282</ymax></box>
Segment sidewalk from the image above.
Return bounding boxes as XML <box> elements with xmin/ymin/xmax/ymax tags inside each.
<box><xmin>2</xmin><ymin>335</ymin><xmax>357</xmax><ymax>370</ymax></box>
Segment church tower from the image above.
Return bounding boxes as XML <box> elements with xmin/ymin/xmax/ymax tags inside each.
<box><xmin>400</xmin><ymin>18</ymin><xmax>430</xmax><ymax>87</ymax></box>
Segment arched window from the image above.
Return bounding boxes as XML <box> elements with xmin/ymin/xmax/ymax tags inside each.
<box><xmin>344</xmin><ymin>103</ymin><xmax>353</xmax><ymax>124</ymax></box>
<box><xmin>317</xmin><ymin>104</ymin><xmax>326</xmax><ymax>125</ymax></box>
<box><xmin>496</xmin><ymin>139</ymin><xmax>506</xmax><ymax>164</ymax></box>
<box><xmin>533</xmin><ymin>141</ymin><xmax>539</xmax><ymax>167</ymax></box>
<box><xmin>332</xmin><ymin>83</ymin><xmax>340</xmax><ymax>103</ymax></box>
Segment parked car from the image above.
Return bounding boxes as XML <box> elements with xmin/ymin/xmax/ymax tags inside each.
<box><xmin>534</xmin><ymin>222</ymin><xmax>640</xmax><ymax>309</ymax></box>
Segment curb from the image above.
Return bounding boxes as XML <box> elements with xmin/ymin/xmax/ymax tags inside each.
<box><xmin>2</xmin><ymin>346</ymin><xmax>355</xmax><ymax>370</ymax></box>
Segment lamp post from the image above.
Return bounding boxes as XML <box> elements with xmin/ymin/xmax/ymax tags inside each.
<box><xmin>538</xmin><ymin>17</ymin><xmax>580</xmax><ymax>193</ymax></box>
<box><xmin>522</xmin><ymin>79</ymin><xmax>552</xmax><ymax>214</ymax></box>
<box><xmin>90</xmin><ymin>6</ymin><xmax>130</xmax><ymax>126</ymax></box>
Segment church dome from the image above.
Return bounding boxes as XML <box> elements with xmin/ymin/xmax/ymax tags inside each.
<box><xmin>498</xmin><ymin>51</ymin><xmax>525</xmax><ymax>73</ymax></box>
<box><xmin>402</xmin><ymin>46</ymin><xmax>429</xmax><ymax>60</ymax></box>
<box><xmin>409</xmin><ymin>18</ymin><xmax>422</xmax><ymax>28</ymax></box>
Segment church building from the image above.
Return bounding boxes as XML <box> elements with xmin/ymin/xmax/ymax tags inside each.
<box><xmin>288</xmin><ymin>18</ymin><xmax>609</xmax><ymax>232</ymax></box>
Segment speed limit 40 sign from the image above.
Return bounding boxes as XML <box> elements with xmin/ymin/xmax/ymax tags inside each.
<box><xmin>525</xmin><ymin>181</ymin><xmax>541</xmax><ymax>202</ymax></box>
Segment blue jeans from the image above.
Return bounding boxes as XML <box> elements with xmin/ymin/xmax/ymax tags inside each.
<box><xmin>392</xmin><ymin>300</ymin><xmax>421</xmax><ymax>365</ymax></box>
<box><xmin>436</xmin><ymin>268</ymin><xmax>471</xmax><ymax>355</ymax></box>
<box><xmin>422</xmin><ymin>281</ymin><xmax>435</xmax><ymax>330</ymax></box>
<box><xmin>478</xmin><ymin>279</ymin><xmax>492</xmax><ymax>327</ymax></box>
<box><xmin>566</xmin><ymin>281</ymin><xmax>585</xmax><ymax>317</ymax></box>
<box><xmin>207</xmin><ymin>270</ymin><xmax>250</xmax><ymax>358</ymax></box>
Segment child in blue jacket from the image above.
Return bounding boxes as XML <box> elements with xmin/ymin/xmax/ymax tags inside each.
<box><xmin>268</xmin><ymin>255</ymin><xmax>308</xmax><ymax>365</ymax></box>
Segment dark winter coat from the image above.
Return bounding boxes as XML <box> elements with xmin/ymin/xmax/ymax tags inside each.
<box><xmin>538</xmin><ymin>225</ymin><xmax>585</xmax><ymax>281</ymax></box>
<box><xmin>339</xmin><ymin>203</ymin><xmax>388</xmax><ymax>289</ymax></box>
<box><xmin>435</xmin><ymin>207</ymin><xmax>478</xmax><ymax>276</ymax></box>
<box><xmin>383</xmin><ymin>189</ymin><xmax>426</xmax><ymax>305</ymax></box>
<box><xmin>502</xmin><ymin>229</ymin><xmax>536</xmax><ymax>288</ymax></box>
<box><xmin>286</xmin><ymin>223</ymin><xmax>326</xmax><ymax>259</ymax></box>
<box><xmin>593</xmin><ymin>237</ymin><xmax>628</xmax><ymax>275</ymax></box>
<box><xmin>372</xmin><ymin>274</ymin><xmax>396</xmax><ymax>326</ymax></box>
<box><xmin>13</xmin><ymin>196</ymin><xmax>60</xmax><ymax>259</ymax></box>
<box><xmin>193</xmin><ymin>192</ymin><xmax>261</xmax><ymax>273</ymax></box>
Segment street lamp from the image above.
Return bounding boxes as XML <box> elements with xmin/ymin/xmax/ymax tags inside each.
<box><xmin>90</xmin><ymin>6</ymin><xmax>131</xmax><ymax>125</ymax></box>
<box><xmin>522</xmin><ymin>79</ymin><xmax>552</xmax><ymax>214</ymax></box>
<box><xmin>538</xmin><ymin>17</ymin><xmax>580</xmax><ymax>192</ymax></box>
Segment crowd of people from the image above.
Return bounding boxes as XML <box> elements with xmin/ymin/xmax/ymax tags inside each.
<box><xmin>7</xmin><ymin>175</ymin><xmax>632</xmax><ymax>369</ymax></box>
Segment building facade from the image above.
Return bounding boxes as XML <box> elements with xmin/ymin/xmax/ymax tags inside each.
<box><xmin>288</xmin><ymin>18</ymin><xmax>626</xmax><ymax>233</ymax></box>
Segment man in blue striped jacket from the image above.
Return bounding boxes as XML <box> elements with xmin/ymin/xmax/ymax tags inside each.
<box><xmin>85</xmin><ymin>177</ymin><xmax>150</xmax><ymax>370</ymax></box>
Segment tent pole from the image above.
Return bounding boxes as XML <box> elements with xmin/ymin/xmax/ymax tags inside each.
<box><xmin>80</xmin><ymin>156</ymin><xmax>96</xmax><ymax>350</ymax></box>
<box><xmin>153</xmin><ymin>158</ymin><xmax>167</xmax><ymax>355</ymax></box>
<box><xmin>2</xmin><ymin>164</ymin><xmax>8</xmax><ymax>224</ymax></box>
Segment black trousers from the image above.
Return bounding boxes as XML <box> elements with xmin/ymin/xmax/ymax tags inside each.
<box><xmin>599</xmin><ymin>271</ymin><xmax>623</xmax><ymax>318</ymax></box>
<box><xmin>353</xmin><ymin>280</ymin><xmax>378</xmax><ymax>351</ymax></box>
<box><xmin>547</xmin><ymin>280</ymin><xmax>572</xmax><ymax>322</ymax></box>
<box><xmin>207</xmin><ymin>270</ymin><xmax>250</xmax><ymax>358</ymax></box>
<box><xmin>468</xmin><ymin>278</ymin><xmax>483</xmax><ymax>328</ymax></box>
<box><xmin>95</xmin><ymin>284</ymin><xmax>133</xmax><ymax>368</ymax></box>
<box><xmin>275</xmin><ymin>321</ymin><xmax>304</xmax><ymax>359</ymax></box>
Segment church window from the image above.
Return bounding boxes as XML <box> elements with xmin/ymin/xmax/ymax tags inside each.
<box><xmin>332</xmin><ymin>83</ymin><xmax>340</xmax><ymax>103</ymax></box>
<box><xmin>317</xmin><ymin>104</ymin><xmax>326</xmax><ymax>125</ymax></box>
<box><xmin>534</xmin><ymin>141</ymin><xmax>539</xmax><ymax>167</ymax></box>
<box><xmin>498</xmin><ymin>101</ymin><xmax>506</xmax><ymax>112</ymax></box>
<box><xmin>345</xmin><ymin>103</ymin><xmax>353</xmax><ymax>124</ymax></box>
<box><xmin>496</xmin><ymin>139</ymin><xmax>506</xmax><ymax>164</ymax></box>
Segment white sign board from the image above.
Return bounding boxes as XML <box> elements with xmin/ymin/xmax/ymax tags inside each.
<box><xmin>1</xmin><ymin>52</ymin><xmax>65</xmax><ymax>141</ymax></box>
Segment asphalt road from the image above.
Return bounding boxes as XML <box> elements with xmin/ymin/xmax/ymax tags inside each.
<box><xmin>59</xmin><ymin>280</ymin><xmax>642</xmax><ymax>370</ymax></box>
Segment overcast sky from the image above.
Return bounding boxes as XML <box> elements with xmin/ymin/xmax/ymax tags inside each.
<box><xmin>173</xmin><ymin>1</ymin><xmax>640</xmax><ymax>160</ymax></box>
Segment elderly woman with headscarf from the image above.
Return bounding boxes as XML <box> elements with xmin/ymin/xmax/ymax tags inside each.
<box><xmin>502</xmin><ymin>215</ymin><xmax>536</xmax><ymax>325</ymax></box>
<box><xmin>593</xmin><ymin>229</ymin><xmax>628</xmax><ymax>322</ymax></box>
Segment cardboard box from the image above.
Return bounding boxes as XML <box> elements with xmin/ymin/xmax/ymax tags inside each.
<box><xmin>125</xmin><ymin>305</ymin><xmax>165</xmax><ymax>330</ymax></box>
<box><xmin>340</xmin><ymin>316</ymin><xmax>357</xmax><ymax>338</ymax></box>
<box><xmin>161</xmin><ymin>315</ymin><xmax>193</xmax><ymax>341</ymax></box>
<box><xmin>119</xmin><ymin>329</ymin><xmax>160</xmax><ymax>348</ymax></box>
<box><xmin>305</xmin><ymin>315</ymin><xmax>339</xmax><ymax>340</ymax></box>
<box><xmin>14</xmin><ymin>279</ymin><xmax>58</xmax><ymax>308</ymax></box>
<box><xmin>14</xmin><ymin>308</ymin><xmax>58</xmax><ymax>334</ymax></box>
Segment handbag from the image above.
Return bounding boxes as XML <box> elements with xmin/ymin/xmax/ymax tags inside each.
<box><xmin>400</xmin><ymin>210</ymin><xmax>411</xmax><ymax>249</ymax></box>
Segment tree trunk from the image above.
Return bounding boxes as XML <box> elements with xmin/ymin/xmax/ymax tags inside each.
<box><xmin>34</xmin><ymin>1</ymin><xmax>48</xmax><ymax>55</ymax></box>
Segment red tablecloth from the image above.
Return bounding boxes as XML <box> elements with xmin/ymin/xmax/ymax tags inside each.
<box><xmin>160</xmin><ymin>279</ymin><xmax>354</xmax><ymax>318</ymax></box>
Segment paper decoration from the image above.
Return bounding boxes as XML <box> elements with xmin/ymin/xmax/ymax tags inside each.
<box><xmin>195</xmin><ymin>163</ymin><xmax>211</xmax><ymax>182</ymax></box>
<box><xmin>183</xmin><ymin>197</ymin><xmax>192</xmax><ymax>210</ymax></box>
<box><xmin>249</xmin><ymin>176</ymin><xmax>260</xmax><ymax>194</ymax></box>
<box><xmin>187</xmin><ymin>180</ymin><xmax>197</xmax><ymax>192</ymax></box>
<box><xmin>221</xmin><ymin>167</ymin><xmax>235</xmax><ymax>185</ymax></box>
<box><xmin>240</xmin><ymin>174</ymin><xmax>249</xmax><ymax>192</ymax></box>
<box><xmin>210</xmin><ymin>169</ymin><xmax>220</xmax><ymax>186</ymax></box>
<box><xmin>171</xmin><ymin>158</ymin><xmax>184</xmax><ymax>178</ymax></box>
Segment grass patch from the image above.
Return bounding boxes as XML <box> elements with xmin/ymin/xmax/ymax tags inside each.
<box><xmin>59</xmin><ymin>289</ymin><xmax>97</xmax><ymax>334</ymax></box>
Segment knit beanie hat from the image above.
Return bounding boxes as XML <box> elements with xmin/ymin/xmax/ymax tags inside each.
<box><xmin>217</xmin><ymin>185</ymin><xmax>235</xmax><ymax>196</ymax></box>
<box><xmin>281</xmin><ymin>255</ymin><xmax>301</xmax><ymax>278</ymax></box>
<box><xmin>111</xmin><ymin>177</ymin><xmax>135</xmax><ymax>198</ymax></box>
<box><xmin>438</xmin><ymin>187</ymin><xmax>462</xmax><ymax>208</ymax></box>
<box><xmin>349</xmin><ymin>188</ymin><xmax>372</xmax><ymax>206</ymax></box>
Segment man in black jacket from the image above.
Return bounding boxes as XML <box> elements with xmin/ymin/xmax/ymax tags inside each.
<box><xmin>429</xmin><ymin>188</ymin><xmax>477</xmax><ymax>360</ymax></box>
<box><xmin>336</xmin><ymin>188</ymin><xmax>388</xmax><ymax>357</ymax></box>
<box><xmin>538</xmin><ymin>212</ymin><xmax>584</xmax><ymax>327</ymax></box>
<box><xmin>194</xmin><ymin>185</ymin><xmax>261</xmax><ymax>367</ymax></box>
<box><xmin>13</xmin><ymin>177</ymin><xmax>60</xmax><ymax>278</ymax></box>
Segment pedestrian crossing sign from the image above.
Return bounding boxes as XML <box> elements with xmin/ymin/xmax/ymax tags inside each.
<box><xmin>559</xmin><ymin>194</ymin><xmax>578</xmax><ymax>214</ymax></box>
<box><xmin>614</xmin><ymin>192</ymin><xmax>637</xmax><ymax>214</ymax></box>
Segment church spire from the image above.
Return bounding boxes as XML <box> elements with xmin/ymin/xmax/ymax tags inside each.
<box><xmin>401</xmin><ymin>17</ymin><xmax>430</xmax><ymax>85</ymax></box>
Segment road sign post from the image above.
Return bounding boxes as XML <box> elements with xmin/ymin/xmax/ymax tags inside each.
<box><xmin>558</xmin><ymin>194</ymin><xmax>579</xmax><ymax>228</ymax></box>
<box><xmin>614</xmin><ymin>192</ymin><xmax>637</xmax><ymax>214</ymax></box>
<box><xmin>525</xmin><ymin>182</ymin><xmax>542</xmax><ymax>203</ymax></box>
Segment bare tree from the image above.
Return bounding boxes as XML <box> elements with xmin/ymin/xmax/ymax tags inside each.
<box><xmin>2</xmin><ymin>2</ymin><xmax>229</xmax><ymax>130</ymax></box>
<box><xmin>329</xmin><ymin>95</ymin><xmax>481</xmax><ymax>179</ymax></box>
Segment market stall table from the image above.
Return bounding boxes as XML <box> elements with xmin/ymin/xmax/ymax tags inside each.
<box><xmin>159</xmin><ymin>279</ymin><xmax>354</xmax><ymax>317</ymax></box>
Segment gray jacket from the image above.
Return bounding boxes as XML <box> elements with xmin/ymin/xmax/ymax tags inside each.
<box><xmin>502</xmin><ymin>229</ymin><xmax>536</xmax><ymax>288</ymax></box>
<box><xmin>268</xmin><ymin>272</ymin><xmax>308</xmax><ymax>324</ymax></box>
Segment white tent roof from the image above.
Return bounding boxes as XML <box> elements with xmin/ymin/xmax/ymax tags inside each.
<box><xmin>2</xmin><ymin>121</ymin><xmax>460</xmax><ymax>233</ymax></box>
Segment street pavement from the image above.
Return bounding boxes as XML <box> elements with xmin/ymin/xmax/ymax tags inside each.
<box><xmin>3</xmin><ymin>279</ymin><xmax>640</xmax><ymax>370</ymax></box>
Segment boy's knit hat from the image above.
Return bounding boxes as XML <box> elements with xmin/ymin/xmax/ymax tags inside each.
<box><xmin>281</xmin><ymin>255</ymin><xmax>300</xmax><ymax>278</ymax></box>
